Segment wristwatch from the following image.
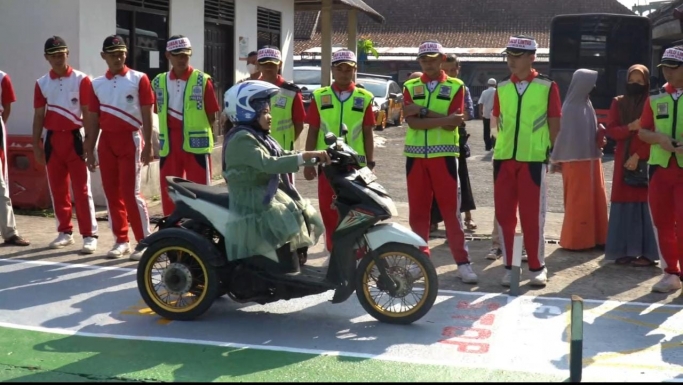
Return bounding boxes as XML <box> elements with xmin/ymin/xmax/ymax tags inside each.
<box><xmin>419</xmin><ymin>107</ymin><xmax>428</xmax><ymax>118</ymax></box>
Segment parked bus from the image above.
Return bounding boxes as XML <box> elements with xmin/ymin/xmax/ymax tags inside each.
<box><xmin>548</xmin><ymin>13</ymin><xmax>652</xmax><ymax>154</ymax></box>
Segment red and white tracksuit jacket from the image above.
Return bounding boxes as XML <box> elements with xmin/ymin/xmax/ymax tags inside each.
<box><xmin>89</xmin><ymin>66</ymin><xmax>152</xmax><ymax>244</ymax></box>
<box><xmin>34</xmin><ymin>66</ymin><xmax>98</xmax><ymax>238</ymax></box>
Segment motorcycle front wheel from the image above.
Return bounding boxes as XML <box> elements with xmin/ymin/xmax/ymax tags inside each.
<box><xmin>137</xmin><ymin>236</ymin><xmax>220</xmax><ymax>321</ymax></box>
<box><xmin>355</xmin><ymin>242</ymin><xmax>438</xmax><ymax>325</ymax></box>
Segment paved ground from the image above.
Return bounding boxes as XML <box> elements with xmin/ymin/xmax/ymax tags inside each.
<box><xmin>1</xmin><ymin>259</ymin><xmax>683</xmax><ymax>382</ymax></box>
<box><xmin>2</xmin><ymin>119</ymin><xmax>682</xmax><ymax>382</ymax></box>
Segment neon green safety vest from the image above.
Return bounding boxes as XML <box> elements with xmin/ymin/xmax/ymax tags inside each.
<box><xmin>403</xmin><ymin>77</ymin><xmax>462</xmax><ymax>158</ymax></box>
<box><xmin>152</xmin><ymin>69</ymin><xmax>213</xmax><ymax>157</ymax></box>
<box><xmin>648</xmin><ymin>87</ymin><xmax>683</xmax><ymax>168</ymax></box>
<box><xmin>269</xmin><ymin>81</ymin><xmax>300</xmax><ymax>151</ymax></box>
<box><xmin>312</xmin><ymin>86</ymin><xmax>373</xmax><ymax>166</ymax></box>
<box><xmin>494</xmin><ymin>75</ymin><xmax>552</xmax><ymax>162</ymax></box>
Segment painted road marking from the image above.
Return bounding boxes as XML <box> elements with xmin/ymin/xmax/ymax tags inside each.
<box><xmin>0</xmin><ymin>258</ymin><xmax>682</xmax><ymax>382</ymax></box>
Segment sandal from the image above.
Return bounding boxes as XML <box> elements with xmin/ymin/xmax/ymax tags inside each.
<box><xmin>465</xmin><ymin>219</ymin><xmax>477</xmax><ymax>230</ymax></box>
<box><xmin>615</xmin><ymin>256</ymin><xmax>637</xmax><ymax>265</ymax></box>
<box><xmin>3</xmin><ymin>235</ymin><xmax>30</xmax><ymax>246</ymax></box>
<box><xmin>631</xmin><ymin>257</ymin><xmax>657</xmax><ymax>267</ymax></box>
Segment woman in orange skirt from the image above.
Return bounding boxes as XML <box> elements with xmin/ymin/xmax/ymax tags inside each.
<box><xmin>550</xmin><ymin>69</ymin><xmax>609</xmax><ymax>250</ymax></box>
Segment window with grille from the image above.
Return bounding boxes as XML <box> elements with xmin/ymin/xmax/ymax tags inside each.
<box><xmin>257</xmin><ymin>7</ymin><xmax>281</xmax><ymax>50</ymax></box>
<box><xmin>116</xmin><ymin>0</ymin><xmax>170</xmax><ymax>13</ymax></box>
<box><xmin>116</xmin><ymin>0</ymin><xmax>169</xmax><ymax>80</ymax></box>
<box><xmin>205</xmin><ymin>0</ymin><xmax>235</xmax><ymax>25</ymax></box>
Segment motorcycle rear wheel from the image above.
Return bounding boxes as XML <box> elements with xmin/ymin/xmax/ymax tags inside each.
<box><xmin>355</xmin><ymin>242</ymin><xmax>438</xmax><ymax>325</ymax></box>
<box><xmin>137</xmin><ymin>236</ymin><xmax>220</xmax><ymax>321</ymax></box>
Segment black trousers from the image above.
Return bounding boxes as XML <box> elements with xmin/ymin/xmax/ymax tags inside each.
<box><xmin>483</xmin><ymin>118</ymin><xmax>492</xmax><ymax>151</ymax></box>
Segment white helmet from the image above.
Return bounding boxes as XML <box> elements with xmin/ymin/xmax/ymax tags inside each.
<box><xmin>223</xmin><ymin>80</ymin><xmax>279</xmax><ymax>124</ymax></box>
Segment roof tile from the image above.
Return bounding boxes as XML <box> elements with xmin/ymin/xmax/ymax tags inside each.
<box><xmin>294</xmin><ymin>0</ymin><xmax>634</xmax><ymax>53</ymax></box>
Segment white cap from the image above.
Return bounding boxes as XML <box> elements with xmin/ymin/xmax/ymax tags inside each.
<box><xmin>257</xmin><ymin>47</ymin><xmax>282</xmax><ymax>64</ymax></box>
<box><xmin>659</xmin><ymin>47</ymin><xmax>683</xmax><ymax>67</ymax></box>
<box><xmin>418</xmin><ymin>41</ymin><xmax>445</xmax><ymax>57</ymax></box>
<box><xmin>332</xmin><ymin>49</ymin><xmax>357</xmax><ymax>66</ymax></box>
<box><xmin>167</xmin><ymin>37</ymin><xmax>191</xmax><ymax>54</ymax></box>
<box><xmin>487</xmin><ymin>78</ymin><xmax>497</xmax><ymax>85</ymax></box>
<box><xmin>503</xmin><ymin>36</ymin><xmax>538</xmax><ymax>55</ymax></box>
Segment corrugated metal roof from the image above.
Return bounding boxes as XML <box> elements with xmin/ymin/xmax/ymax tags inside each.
<box><xmin>294</xmin><ymin>0</ymin><xmax>385</xmax><ymax>23</ymax></box>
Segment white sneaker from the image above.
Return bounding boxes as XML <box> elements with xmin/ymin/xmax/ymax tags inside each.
<box><xmin>81</xmin><ymin>237</ymin><xmax>98</xmax><ymax>254</ymax></box>
<box><xmin>107</xmin><ymin>242</ymin><xmax>131</xmax><ymax>259</ymax></box>
<box><xmin>486</xmin><ymin>247</ymin><xmax>502</xmax><ymax>260</ymax></box>
<box><xmin>521</xmin><ymin>247</ymin><xmax>528</xmax><ymax>262</ymax></box>
<box><xmin>456</xmin><ymin>264</ymin><xmax>478</xmax><ymax>284</ymax></box>
<box><xmin>529</xmin><ymin>268</ymin><xmax>548</xmax><ymax>287</ymax></box>
<box><xmin>49</xmin><ymin>233</ymin><xmax>75</xmax><ymax>249</ymax></box>
<box><xmin>130</xmin><ymin>247</ymin><xmax>146</xmax><ymax>261</ymax></box>
<box><xmin>652</xmin><ymin>274</ymin><xmax>682</xmax><ymax>293</ymax></box>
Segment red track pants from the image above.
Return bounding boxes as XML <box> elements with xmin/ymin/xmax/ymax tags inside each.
<box><xmin>98</xmin><ymin>130</ymin><xmax>151</xmax><ymax>243</ymax></box>
<box><xmin>44</xmin><ymin>130</ymin><xmax>97</xmax><ymax>237</ymax></box>
<box><xmin>159</xmin><ymin>126</ymin><xmax>212</xmax><ymax>216</ymax></box>
<box><xmin>493</xmin><ymin>160</ymin><xmax>547</xmax><ymax>271</ymax></box>
<box><xmin>648</xmin><ymin>159</ymin><xmax>683</xmax><ymax>276</ymax></box>
<box><xmin>318</xmin><ymin>169</ymin><xmax>338</xmax><ymax>252</ymax></box>
<box><xmin>406</xmin><ymin>157</ymin><xmax>469</xmax><ymax>264</ymax></box>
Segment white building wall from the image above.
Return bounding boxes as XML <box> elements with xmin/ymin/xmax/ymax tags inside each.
<box><xmin>0</xmin><ymin>0</ymin><xmax>295</xmax><ymax>207</ymax></box>
<box><xmin>234</xmin><ymin>0</ymin><xmax>294</xmax><ymax>81</ymax></box>
<box><xmin>169</xmin><ymin>0</ymin><xmax>205</xmax><ymax>71</ymax></box>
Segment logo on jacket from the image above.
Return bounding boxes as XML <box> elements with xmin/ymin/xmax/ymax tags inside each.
<box><xmin>71</xmin><ymin>97</ymin><xmax>78</xmax><ymax>105</ymax></box>
<box><xmin>274</xmin><ymin>96</ymin><xmax>287</xmax><ymax>109</ymax></box>
<box><xmin>126</xmin><ymin>94</ymin><xmax>134</xmax><ymax>104</ymax></box>
<box><xmin>353</xmin><ymin>97</ymin><xmax>365</xmax><ymax>110</ymax></box>
<box><xmin>190</xmin><ymin>85</ymin><xmax>203</xmax><ymax>102</ymax></box>
<box><xmin>320</xmin><ymin>94</ymin><xmax>332</xmax><ymax>108</ymax></box>
<box><xmin>413</xmin><ymin>85</ymin><xmax>425</xmax><ymax>97</ymax></box>
<box><xmin>438</xmin><ymin>85</ymin><xmax>452</xmax><ymax>97</ymax></box>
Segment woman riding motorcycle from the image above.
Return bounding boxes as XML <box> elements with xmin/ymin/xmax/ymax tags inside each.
<box><xmin>222</xmin><ymin>80</ymin><xmax>329</xmax><ymax>266</ymax></box>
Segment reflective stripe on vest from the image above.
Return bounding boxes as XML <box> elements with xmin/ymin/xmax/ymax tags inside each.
<box><xmin>153</xmin><ymin>69</ymin><xmax>213</xmax><ymax>157</ymax></box>
<box><xmin>648</xmin><ymin>90</ymin><xmax>683</xmax><ymax>168</ymax></box>
<box><xmin>269</xmin><ymin>88</ymin><xmax>296</xmax><ymax>151</ymax></box>
<box><xmin>313</xmin><ymin>86</ymin><xmax>372</xmax><ymax>166</ymax></box>
<box><xmin>403</xmin><ymin>77</ymin><xmax>462</xmax><ymax>158</ymax></box>
<box><xmin>494</xmin><ymin>77</ymin><xmax>551</xmax><ymax>162</ymax></box>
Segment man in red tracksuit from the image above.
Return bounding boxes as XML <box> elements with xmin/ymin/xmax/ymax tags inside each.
<box><xmin>33</xmin><ymin>36</ymin><xmax>98</xmax><ymax>254</ymax></box>
<box><xmin>402</xmin><ymin>40</ymin><xmax>477</xmax><ymax>284</ymax></box>
<box><xmin>0</xmin><ymin>70</ymin><xmax>30</xmax><ymax>247</ymax></box>
<box><xmin>85</xmin><ymin>35</ymin><xmax>153</xmax><ymax>261</ymax></box>
<box><xmin>491</xmin><ymin>35</ymin><xmax>562</xmax><ymax>287</ymax></box>
<box><xmin>304</xmin><ymin>49</ymin><xmax>375</xmax><ymax>253</ymax></box>
<box><xmin>638</xmin><ymin>45</ymin><xmax>683</xmax><ymax>294</ymax></box>
<box><xmin>152</xmin><ymin>35</ymin><xmax>221</xmax><ymax>216</ymax></box>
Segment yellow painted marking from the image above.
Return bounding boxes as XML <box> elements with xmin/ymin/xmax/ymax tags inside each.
<box><xmin>120</xmin><ymin>300</ymin><xmax>173</xmax><ymax>325</ymax></box>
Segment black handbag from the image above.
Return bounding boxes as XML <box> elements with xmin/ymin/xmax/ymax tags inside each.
<box><xmin>623</xmin><ymin>135</ymin><xmax>648</xmax><ymax>187</ymax></box>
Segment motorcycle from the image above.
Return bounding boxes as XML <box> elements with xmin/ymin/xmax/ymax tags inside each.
<box><xmin>135</xmin><ymin>129</ymin><xmax>439</xmax><ymax>325</ymax></box>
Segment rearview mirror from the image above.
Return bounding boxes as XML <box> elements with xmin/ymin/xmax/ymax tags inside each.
<box><xmin>324</xmin><ymin>132</ymin><xmax>337</xmax><ymax>145</ymax></box>
<box><xmin>340</xmin><ymin>123</ymin><xmax>348</xmax><ymax>137</ymax></box>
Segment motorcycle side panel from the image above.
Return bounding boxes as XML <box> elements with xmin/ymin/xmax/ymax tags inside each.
<box><xmin>170</xmin><ymin>191</ymin><xmax>280</xmax><ymax>264</ymax></box>
<box><xmin>138</xmin><ymin>227</ymin><xmax>226</xmax><ymax>267</ymax></box>
<box><xmin>365</xmin><ymin>222</ymin><xmax>428</xmax><ymax>250</ymax></box>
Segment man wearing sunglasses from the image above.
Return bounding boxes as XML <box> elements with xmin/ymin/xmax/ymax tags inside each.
<box><xmin>491</xmin><ymin>35</ymin><xmax>562</xmax><ymax>287</ymax></box>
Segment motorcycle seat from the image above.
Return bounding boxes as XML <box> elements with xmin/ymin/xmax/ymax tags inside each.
<box><xmin>166</xmin><ymin>177</ymin><xmax>230</xmax><ymax>208</ymax></box>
